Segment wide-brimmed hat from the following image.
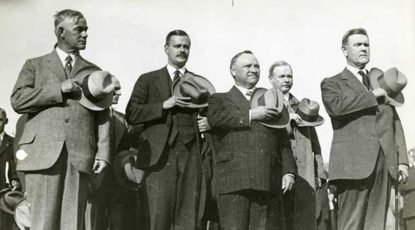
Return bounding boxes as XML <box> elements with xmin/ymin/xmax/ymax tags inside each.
<box><xmin>369</xmin><ymin>67</ymin><xmax>406</xmax><ymax>107</ymax></box>
<box><xmin>172</xmin><ymin>72</ymin><xmax>216</xmax><ymax>108</ymax></box>
<box><xmin>113</xmin><ymin>149</ymin><xmax>142</xmax><ymax>191</ymax></box>
<box><xmin>15</xmin><ymin>198</ymin><xmax>30</xmax><ymax>230</ymax></box>
<box><xmin>250</xmin><ymin>87</ymin><xmax>290</xmax><ymax>129</ymax></box>
<box><xmin>295</xmin><ymin>98</ymin><xmax>324</xmax><ymax>127</ymax></box>
<box><xmin>0</xmin><ymin>190</ymin><xmax>24</xmax><ymax>215</ymax></box>
<box><xmin>78</xmin><ymin>70</ymin><xmax>119</xmax><ymax>111</ymax></box>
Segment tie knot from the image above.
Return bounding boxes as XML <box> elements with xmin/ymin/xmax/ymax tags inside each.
<box><xmin>358</xmin><ymin>70</ymin><xmax>367</xmax><ymax>77</ymax></box>
<box><xmin>65</xmin><ymin>55</ymin><xmax>72</xmax><ymax>63</ymax></box>
<box><xmin>173</xmin><ymin>70</ymin><xmax>181</xmax><ymax>82</ymax></box>
<box><xmin>246</xmin><ymin>89</ymin><xmax>253</xmax><ymax>97</ymax></box>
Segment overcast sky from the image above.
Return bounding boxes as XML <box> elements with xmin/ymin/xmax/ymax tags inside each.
<box><xmin>1</xmin><ymin>0</ymin><xmax>414</xmax><ymax>165</ymax></box>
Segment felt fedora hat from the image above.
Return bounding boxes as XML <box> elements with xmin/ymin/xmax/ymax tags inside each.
<box><xmin>295</xmin><ymin>98</ymin><xmax>324</xmax><ymax>127</ymax></box>
<box><xmin>78</xmin><ymin>71</ymin><xmax>119</xmax><ymax>111</ymax></box>
<box><xmin>113</xmin><ymin>149</ymin><xmax>143</xmax><ymax>191</ymax></box>
<box><xmin>0</xmin><ymin>190</ymin><xmax>24</xmax><ymax>215</ymax></box>
<box><xmin>369</xmin><ymin>67</ymin><xmax>406</xmax><ymax>107</ymax></box>
<box><xmin>172</xmin><ymin>72</ymin><xmax>216</xmax><ymax>108</ymax></box>
<box><xmin>15</xmin><ymin>197</ymin><xmax>30</xmax><ymax>230</ymax></box>
<box><xmin>250</xmin><ymin>87</ymin><xmax>290</xmax><ymax>129</ymax></box>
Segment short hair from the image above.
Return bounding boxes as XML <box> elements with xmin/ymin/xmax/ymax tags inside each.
<box><xmin>230</xmin><ymin>50</ymin><xmax>254</xmax><ymax>70</ymax></box>
<box><xmin>53</xmin><ymin>9</ymin><xmax>85</xmax><ymax>32</ymax></box>
<box><xmin>341</xmin><ymin>28</ymin><xmax>368</xmax><ymax>46</ymax></box>
<box><xmin>165</xmin><ymin>30</ymin><xmax>190</xmax><ymax>45</ymax></box>
<box><xmin>0</xmin><ymin>108</ymin><xmax>6</xmax><ymax>118</ymax></box>
<box><xmin>268</xmin><ymin>61</ymin><xmax>292</xmax><ymax>77</ymax></box>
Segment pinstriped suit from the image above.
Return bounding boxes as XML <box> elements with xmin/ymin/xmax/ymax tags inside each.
<box><xmin>208</xmin><ymin>86</ymin><xmax>296</xmax><ymax>229</ymax></box>
<box><xmin>11</xmin><ymin>50</ymin><xmax>110</xmax><ymax>230</ymax></box>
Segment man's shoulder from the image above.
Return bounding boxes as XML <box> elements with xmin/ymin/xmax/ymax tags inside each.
<box><xmin>321</xmin><ymin>70</ymin><xmax>344</xmax><ymax>84</ymax></box>
<box><xmin>140</xmin><ymin>67</ymin><xmax>167</xmax><ymax>78</ymax></box>
<box><xmin>25</xmin><ymin>51</ymin><xmax>54</xmax><ymax>63</ymax></box>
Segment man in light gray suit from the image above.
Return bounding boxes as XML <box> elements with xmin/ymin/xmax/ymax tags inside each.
<box><xmin>11</xmin><ymin>9</ymin><xmax>110</xmax><ymax>230</ymax></box>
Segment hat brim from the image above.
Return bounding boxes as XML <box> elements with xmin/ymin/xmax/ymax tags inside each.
<box><xmin>369</xmin><ymin>71</ymin><xmax>405</xmax><ymax>107</ymax></box>
<box><xmin>15</xmin><ymin>198</ymin><xmax>30</xmax><ymax>229</ymax></box>
<box><xmin>260</xmin><ymin>105</ymin><xmax>290</xmax><ymax>129</ymax></box>
<box><xmin>78</xmin><ymin>92</ymin><xmax>113</xmax><ymax>111</ymax></box>
<box><xmin>0</xmin><ymin>190</ymin><xmax>24</xmax><ymax>215</ymax></box>
<box><xmin>297</xmin><ymin>115</ymin><xmax>325</xmax><ymax>127</ymax></box>
<box><xmin>172</xmin><ymin>74</ymin><xmax>216</xmax><ymax>108</ymax></box>
<box><xmin>113</xmin><ymin>149</ymin><xmax>142</xmax><ymax>191</ymax></box>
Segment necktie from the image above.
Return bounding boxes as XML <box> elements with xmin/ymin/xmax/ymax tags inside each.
<box><xmin>246</xmin><ymin>89</ymin><xmax>253</xmax><ymax>100</ymax></box>
<box><xmin>65</xmin><ymin>55</ymin><xmax>73</xmax><ymax>77</ymax></box>
<box><xmin>358</xmin><ymin>70</ymin><xmax>370</xmax><ymax>90</ymax></box>
<box><xmin>173</xmin><ymin>70</ymin><xmax>181</xmax><ymax>82</ymax></box>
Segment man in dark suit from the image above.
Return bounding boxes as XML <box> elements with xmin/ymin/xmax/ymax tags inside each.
<box><xmin>0</xmin><ymin>108</ymin><xmax>20</xmax><ymax>230</ymax></box>
<box><xmin>320</xmin><ymin>28</ymin><xmax>409</xmax><ymax>230</ymax></box>
<box><xmin>126</xmin><ymin>30</ymin><xmax>207</xmax><ymax>229</ymax></box>
<box><xmin>207</xmin><ymin>50</ymin><xmax>296</xmax><ymax>230</ymax></box>
<box><xmin>10</xmin><ymin>9</ymin><xmax>110</xmax><ymax>230</ymax></box>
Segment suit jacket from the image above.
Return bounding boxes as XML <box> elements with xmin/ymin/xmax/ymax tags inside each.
<box><xmin>321</xmin><ymin>68</ymin><xmax>408</xmax><ymax>181</ymax></box>
<box><xmin>125</xmin><ymin>67</ymin><xmax>200</xmax><ymax>167</ymax></box>
<box><xmin>400</xmin><ymin>167</ymin><xmax>415</xmax><ymax>219</ymax></box>
<box><xmin>0</xmin><ymin>134</ymin><xmax>17</xmax><ymax>188</ymax></box>
<box><xmin>10</xmin><ymin>50</ymin><xmax>110</xmax><ymax>174</ymax></box>
<box><xmin>208</xmin><ymin>86</ymin><xmax>296</xmax><ymax>195</ymax></box>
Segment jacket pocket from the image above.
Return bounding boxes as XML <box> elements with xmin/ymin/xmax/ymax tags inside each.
<box><xmin>18</xmin><ymin>133</ymin><xmax>36</xmax><ymax>145</ymax></box>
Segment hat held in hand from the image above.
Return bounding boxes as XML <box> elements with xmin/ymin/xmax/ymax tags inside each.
<box><xmin>295</xmin><ymin>98</ymin><xmax>324</xmax><ymax>127</ymax></box>
<box><xmin>250</xmin><ymin>87</ymin><xmax>290</xmax><ymax>129</ymax></box>
<box><xmin>79</xmin><ymin>70</ymin><xmax>119</xmax><ymax>111</ymax></box>
<box><xmin>369</xmin><ymin>67</ymin><xmax>407</xmax><ymax>107</ymax></box>
<box><xmin>172</xmin><ymin>72</ymin><xmax>216</xmax><ymax>108</ymax></box>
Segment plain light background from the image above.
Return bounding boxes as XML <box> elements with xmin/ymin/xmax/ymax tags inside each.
<box><xmin>1</xmin><ymin>0</ymin><xmax>414</xmax><ymax>166</ymax></box>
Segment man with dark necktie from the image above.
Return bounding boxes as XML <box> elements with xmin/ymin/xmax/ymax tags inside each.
<box><xmin>126</xmin><ymin>30</ymin><xmax>208</xmax><ymax>229</ymax></box>
<box><xmin>320</xmin><ymin>28</ymin><xmax>409</xmax><ymax>230</ymax></box>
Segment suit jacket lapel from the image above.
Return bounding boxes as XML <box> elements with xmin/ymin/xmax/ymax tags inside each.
<box><xmin>0</xmin><ymin>134</ymin><xmax>12</xmax><ymax>155</ymax></box>
<box><xmin>227</xmin><ymin>86</ymin><xmax>250</xmax><ymax>111</ymax></box>
<box><xmin>341</xmin><ymin>68</ymin><xmax>368</xmax><ymax>94</ymax></box>
<box><xmin>155</xmin><ymin>67</ymin><xmax>172</xmax><ymax>100</ymax></box>
<box><xmin>47</xmin><ymin>50</ymin><xmax>67</xmax><ymax>81</ymax></box>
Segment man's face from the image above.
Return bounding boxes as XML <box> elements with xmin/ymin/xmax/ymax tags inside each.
<box><xmin>342</xmin><ymin>34</ymin><xmax>370</xmax><ymax>69</ymax></box>
<box><xmin>231</xmin><ymin>53</ymin><xmax>260</xmax><ymax>89</ymax></box>
<box><xmin>59</xmin><ymin>17</ymin><xmax>88</xmax><ymax>52</ymax></box>
<box><xmin>0</xmin><ymin>112</ymin><xmax>7</xmax><ymax>133</ymax></box>
<box><xmin>112</xmin><ymin>80</ymin><xmax>121</xmax><ymax>105</ymax></box>
<box><xmin>164</xmin><ymin>35</ymin><xmax>190</xmax><ymax>69</ymax></box>
<box><xmin>269</xmin><ymin>65</ymin><xmax>293</xmax><ymax>94</ymax></box>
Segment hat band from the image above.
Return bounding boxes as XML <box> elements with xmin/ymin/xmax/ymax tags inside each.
<box><xmin>82</xmin><ymin>76</ymin><xmax>102</xmax><ymax>103</ymax></box>
<box><xmin>378</xmin><ymin>75</ymin><xmax>399</xmax><ymax>98</ymax></box>
<box><xmin>297</xmin><ymin>109</ymin><xmax>318</xmax><ymax>122</ymax></box>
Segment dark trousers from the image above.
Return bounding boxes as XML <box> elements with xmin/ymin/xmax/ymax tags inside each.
<box><xmin>25</xmin><ymin>145</ymin><xmax>88</xmax><ymax>230</ymax></box>
<box><xmin>217</xmin><ymin>190</ymin><xmax>284</xmax><ymax>230</ymax></box>
<box><xmin>335</xmin><ymin>149</ymin><xmax>390</xmax><ymax>230</ymax></box>
<box><xmin>141</xmin><ymin>138</ymin><xmax>201</xmax><ymax>230</ymax></box>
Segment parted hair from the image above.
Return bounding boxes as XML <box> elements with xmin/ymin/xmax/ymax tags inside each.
<box><xmin>165</xmin><ymin>30</ymin><xmax>190</xmax><ymax>45</ymax></box>
<box><xmin>53</xmin><ymin>9</ymin><xmax>85</xmax><ymax>32</ymax></box>
<box><xmin>341</xmin><ymin>28</ymin><xmax>368</xmax><ymax>46</ymax></box>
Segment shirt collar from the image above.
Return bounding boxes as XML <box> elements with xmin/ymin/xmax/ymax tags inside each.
<box><xmin>234</xmin><ymin>85</ymin><xmax>256</xmax><ymax>100</ymax></box>
<box><xmin>56</xmin><ymin>47</ymin><xmax>77</xmax><ymax>67</ymax></box>
<box><xmin>166</xmin><ymin>64</ymin><xmax>186</xmax><ymax>81</ymax></box>
<box><xmin>346</xmin><ymin>64</ymin><xmax>368</xmax><ymax>78</ymax></box>
<box><xmin>0</xmin><ymin>131</ymin><xmax>4</xmax><ymax>142</ymax></box>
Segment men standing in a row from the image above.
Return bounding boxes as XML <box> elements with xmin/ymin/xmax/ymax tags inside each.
<box><xmin>0</xmin><ymin>108</ymin><xmax>20</xmax><ymax>230</ymax></box>
<box><xmin>269</xmin><ymin>61</ymin><xmax>327</xmax><ymax>230</ymax></box>
<box><xmin>126</xmin><ymin>30</ymin><xmax>207</xmax><ymax>229</ymax></box>
<box><xmin>11</xmin><ymin>9</ymin><xmax>111</xmax><ymax>230</ymax></box>
<box><xmin>207</xmin><ymin>50</ymin><xmax>296</xmax><ymax>230</ymax></box>
<box><xmin>320</xmin><ymin>28</ymin><xmax>409</xmax><ymax>230</ymax></box>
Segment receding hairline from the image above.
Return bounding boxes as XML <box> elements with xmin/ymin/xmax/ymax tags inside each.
<box><xmin>269</xmin><ymin>61</ymin><xmax>292</xmax><ymax>77</ymax></box>
<box><xmin>341</xmin><ymin>28</ymin><xmax>368</xmax><ymax>46</ymax></box>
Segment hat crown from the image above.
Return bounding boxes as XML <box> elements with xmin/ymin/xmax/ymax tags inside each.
<box><xmin>298</xmin><ymin>98</ymin><xmax>320</xmax><ymax>116</ymax></box>
<box><xmin>383</xmin><ymin>68</ymin><xmax>407</xmax><ymax>93</ymax></box>
<box><xmin>87</xmin><ymin>71</ymin><xmax>116</xmax><ymax>98</ymax></box>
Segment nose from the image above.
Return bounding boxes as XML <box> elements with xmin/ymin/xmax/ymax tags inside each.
<box><xmin>81</xmin><ymin>30</ymin><xmax>88</xmax><ymax>38</ymax></box>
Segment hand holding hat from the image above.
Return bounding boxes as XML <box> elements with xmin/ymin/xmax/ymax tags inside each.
<box><xmin>293</xmin><ymin>98</ymin><xmax>324</xmax><ymax>127</ymax></box>
<box><xmin>113</xmin><ymin>148</ymin><xmax>144</xmax><ymax>191</ymax></box>
<box><xmin>369</xmin><ymin>67</ymin><xmax>407</xmax><ymax>107</ymax></box>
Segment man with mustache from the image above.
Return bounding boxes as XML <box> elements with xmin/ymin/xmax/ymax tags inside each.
<box><xmin>11</xmin><ymin>9</ymin><xmax>110</xmax><ymax>230</ymax></box>
<box><xmin>126</xmin><ymin>30</ymin><xmax>208</xmax><ymax>229</ymax></box>
<box><xmin>320</xmin><ymin>28</ymin><xmax>409</xmax><ymax>230</ymax></box>
<box><xmin>207</xmin><ymin>50</ymin><xmax>296</xmax><ymax>229</ymax></box>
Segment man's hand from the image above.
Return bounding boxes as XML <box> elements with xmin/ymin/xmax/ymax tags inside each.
<box><xmin>124</xmin><ymin>162</ymin><xmax>145</xmax><ymax>184</ymax></box>
<box><xmin>92</xmin><ymin>159</ymin><xmax>108</xmax><ymax>174</ymax></box>
<box><xmin>197</xmin><ymin>115</ymin><xmax>210</xmax><ymax>132</ymax></box>
<box><xmin>282</xmin><ymin>174</ymin><xmax>295</xmax><ymax>194</ymax></box>
<box><xmin>163</xmin><ymin>96</ymin><xmax>191</xmax><ymax>109</ymax></box>
<box><xmin>11</xmin><ymin>180</ymin><xmax>21</xmax><ymax>191</ymax></box>
<box><xmin>61</xmin><ymin>79</ymin><xmax>81</xmax><ymax>94</ymax></box>
<box><xmin>289</xmin><ymin>113</ymin><xmax>302</xmax><ymax>125</ymax></box>
<box><xmin>251</xmin><ymin>106</ymin><xmax>280</xmax><ymax>121</ymax></box>
<box><xmin>398</xmin><ymin>164</ymin><xmax>409</xmax><ymax>184</ymax></box>
<box><xmin>371</xmin><ymin>88</ymin><xmax>387</xmax><ymax>98</ymax></box>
